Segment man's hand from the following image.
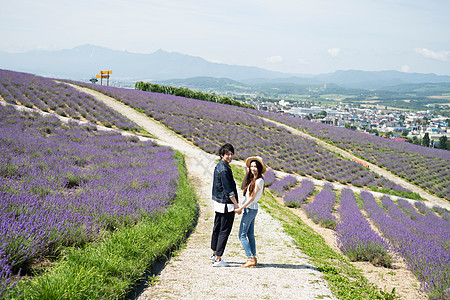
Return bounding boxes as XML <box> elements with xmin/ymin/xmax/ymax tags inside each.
<box><xmin>235</xmin><ymin>207</ymin><xmax>243</xmax><ymax>215</ymax></box>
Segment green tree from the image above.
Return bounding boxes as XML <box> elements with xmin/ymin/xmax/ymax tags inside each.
<box><xmin>369</xmin><ymin>129</ymin><xmax>379</xmax><ymax>136</ymax></box>
<box><xmin>422</xmin><ymin>133</ymin><xmax>431</xmax><ymax>147</ymax></box>
<box><xmin>439</xmin><ymin>135</ymin><xmax>448</xmax><ymax>150</ymax></box>
<box><xmin>134</xmin><ymin>81</ymin><xmax>254</xmax><ymax>109</ymax></box>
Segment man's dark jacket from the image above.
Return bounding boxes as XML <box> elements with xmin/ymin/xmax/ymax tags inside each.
<box><xmin>212</xmin><ymin>159</ymin><xmax>238</xmax><ymax>204</ymax></box>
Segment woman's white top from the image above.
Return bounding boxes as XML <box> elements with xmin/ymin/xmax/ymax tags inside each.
<box><xmin>243</xmin><ymin>178</ymin><xmax>264</xmax><ymax>210</ymax></box>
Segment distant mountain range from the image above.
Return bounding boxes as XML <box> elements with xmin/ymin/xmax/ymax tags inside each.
<box><xmin>1</xmin><ymin>44</ymin><xmax>450</xmax><ymax>90</ymax></box>
<box><xmin>0</xmin><ymin>44</ymin><xmax>285</xmax><ymax>82</ymax></box>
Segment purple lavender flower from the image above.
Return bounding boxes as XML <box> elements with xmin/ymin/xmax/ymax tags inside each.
<box><xmin>335</xmin><ymin>189</ymin><xmax>392</xmax><ymax>267</ymax></box>
<box><xmin>269</xmin><ymin>175</ymin><xmax>297</xmax><ymax>197</ymax></box>
<box><xmin>303</xmin><ymin>183</ymin><xmax>337</xmax><ymax>228</ymax></box>
<box><xmin>263</xmin><ymin>169</ymin><xmax>276</xmax><ymax>187</ymax></box>
<box><xmin>283</xmin><ymin>179</ymin><xmax>315</xmax><ymax>208</ymax></box>
<box><xmin>363</xmin><ymin>194</ymin><xmax>450</xmax><ymax>298</ymax></box>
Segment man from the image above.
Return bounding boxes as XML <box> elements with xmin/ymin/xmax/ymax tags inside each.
<box><xmin>210</xmin><ymin>143</ymin><xmax>239</xmax><ymax>267</ymax></box>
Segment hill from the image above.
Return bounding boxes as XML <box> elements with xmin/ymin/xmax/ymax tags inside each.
<box><xmin>158</xmin><ymin>76</ymin><xmax>252</xmax><ymax>93</ymax></box>
<box><xmin>315</xmin><ymin>70</ymin><xmax>450</xmax><ymax>89</ymax></box>
<box><xmin>377</xmin><ymin>82</ymin><xmax>450</xmax><ymax>94</ymax></box>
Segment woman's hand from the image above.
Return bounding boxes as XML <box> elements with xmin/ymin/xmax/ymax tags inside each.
<box><xmin>235</xmin><ymin>207</ymin><xmax>243</xmax><ymax>215</ymax></box>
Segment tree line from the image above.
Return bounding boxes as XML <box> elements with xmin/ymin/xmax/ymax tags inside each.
<box><xmin>134</xmin><ymin>81</ymin><xmax>255</xmax><ymax>109</ymax></box>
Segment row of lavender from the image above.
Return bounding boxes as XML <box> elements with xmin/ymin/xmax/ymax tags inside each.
<box><xmin>0</xmin><ymin>104</ymin><xmax>179</xmax><ymax>296</ymax></box>
<box><xmin>0</xmin><ymin>69</ymin><xmax>139</xmax><ymax>131</ymax></box>
<box><xmin>267</xmin><ymin>174</ymin><xmax>449</xmax><ymax>298</ymax></box>
<box><xmin>303</xmin><ymin>183</ymin><xmax>337</xmax><ymax>229</ymax></box>
<box><xmin>73</xmin><ymin>82</ymin><xmax>414</xmax><ymax>196</ymax></box>
<box><xmin>256</xmin><ymin>110</ymin><xmax>450</xmax><ymax>200</ymax></box>
<box><xmin>360</xmin><ymin>193</ymin><xmax>450</xmax><ymax>299</ymax></box>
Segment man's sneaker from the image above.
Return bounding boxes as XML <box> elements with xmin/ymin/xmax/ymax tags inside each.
<box><xmin>210</xmin><ymin>254</ymin><xmax>216</xmax><ymax>263</ymax></box>
<box><xmin>212</xmin><ymin>259</ymin><xmax>229</xmax><ymax>267</ymax></box>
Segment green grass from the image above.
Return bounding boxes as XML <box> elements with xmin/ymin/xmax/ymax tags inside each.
<box><xmin>7</xmin><ymin>151</ymin><xmax>198</xmax><ymax>299</ymax></box>
<box><xmin>231</xmin><ymin>164</ymin><xmax>397</xmax><ymax>300</ymax></box>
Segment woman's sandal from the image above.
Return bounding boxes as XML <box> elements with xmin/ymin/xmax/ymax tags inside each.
<box><xmin>241</xmin><ymin>257</ymin><xmax>256</xmax><ymax>268</ymax></box>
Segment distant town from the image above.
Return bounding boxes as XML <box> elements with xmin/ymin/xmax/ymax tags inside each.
<box><xmin>104</xmin><ymin>78</ymin><xmax>450</xmax><ymax>150</ymax></box>
<box><xmin>248</xmin><ymin>98</ymin><xmax>450</xmax><ymax>149</ymax></box>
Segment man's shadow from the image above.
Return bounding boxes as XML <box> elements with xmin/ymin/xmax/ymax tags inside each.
<box><xmin>226</xmin><ymin>262</ymin><xmax>318</xmax><ymax>270</ymax></box>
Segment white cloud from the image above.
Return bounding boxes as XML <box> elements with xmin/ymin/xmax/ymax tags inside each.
<box><xmin>415</xmin><ymin>48</ymin><xmax>450</xmax><ymax>62</ymax></box>
<box><xmin>297</xmin><ymin>58</ymin><xmax>307</xmax><ymax>65</ymax></box>
<box><xmin>266</xmin><ymin>55</ymin><xmax>283</xmax><ymax>63</ymax></box>
<box><xmin>328</xmin><ymin>48</ymin><xmax>340</xmax><ymax>57</ymax></box>
<box><xmin>399</xmin><ymin>65</ymin><xmax>410</xmax><ymax>73</ymax></box>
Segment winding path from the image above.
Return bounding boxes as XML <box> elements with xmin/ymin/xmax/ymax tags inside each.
<box><xmin>71</xmin><ymin>85</ymin><xmax>337</xmax><ymax>299</ymax></box>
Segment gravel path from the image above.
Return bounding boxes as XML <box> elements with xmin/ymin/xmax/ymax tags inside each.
<box><xmin>70</xmin><ymin>85</ymin><xmax>337</xmax><ymax>299</ymax></box>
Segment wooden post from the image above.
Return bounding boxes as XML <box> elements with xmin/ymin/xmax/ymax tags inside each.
<box><xmin>97</xmin><ymin>71</ymin><xmax>112</xmax><ymax>86</ymax></box>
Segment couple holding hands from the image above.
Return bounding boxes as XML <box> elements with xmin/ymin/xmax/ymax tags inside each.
<box><xmin>210</xmin><ymin>143</ymin><xmax>267</xmax><ymax>268</ymax></box>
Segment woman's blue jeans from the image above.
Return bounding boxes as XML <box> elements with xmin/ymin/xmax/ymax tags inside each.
<box><xmin>238</xmin><ymin>208</ymin><xmax>258</xmax><ymax>258</ymax></box>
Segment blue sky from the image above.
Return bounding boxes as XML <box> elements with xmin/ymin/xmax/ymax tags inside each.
<box><xmin>1</xmin><ymin>0</ymin><xmax>449</xmax><ymax>75</ymax></box>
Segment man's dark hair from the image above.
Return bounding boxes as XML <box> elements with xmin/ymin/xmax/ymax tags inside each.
<box><xmin>218</xmin><ymin>143</ymin><xmax>234</xmax><ymax>157</ymax></box>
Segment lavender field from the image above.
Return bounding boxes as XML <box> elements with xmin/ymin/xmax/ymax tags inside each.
<box><xmin>257</xmin><ymin>110</ymin><xmax>450</xmax><ymax>200</ymax></box>
<box><xmin>0</xmin><ymin>69</ymin><xmax>139</xmax><ymax>131</ymax></box>
<box><xmin>1</xmin><ymin>70</ymin><xmax>449</xmax><ymax>298</ymax></box>
<box><xmin>267</xmin><ymin>176</ymin><xmax>449</xmax><ymax>298</ymax></box>
<box><xmin>0</xmin><ymin>104</ymin><xmax>179</xmax><ymax>296</ymax></box>
<box><xmin>72</xmin><ymin>82</ymin><xmax>415</xmax><ymax>198</ymax></box>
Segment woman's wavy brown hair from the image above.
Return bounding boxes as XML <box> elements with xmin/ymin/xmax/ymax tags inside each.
<box><xmin>241</xmin><ymin>159</ymin><xmax>264</xmax><ymax>197</ymax></box>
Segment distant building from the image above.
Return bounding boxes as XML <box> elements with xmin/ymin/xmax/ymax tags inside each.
<box><xmin>311</xmin><ymin>118</ymin><xmax>337</xmax><ymax>126</ymax></box>
<box><xmin>392</xmin><ymin>137</ymin><xmax>406</xmax><ymax>142</ymax></box>
<box><xmin>289</xmin><ymin>106</ymin><xmax>324</xmax><ymax>116</ymax></box>
<box><xmin>426</xmin><ymin>127</ymin><xmax>444</xmax><ymax>134</ymax></box>
<box><xmin>278</xmin><ymin>100</ymin><xmax>290</xmax><ymax>106</ymax></box>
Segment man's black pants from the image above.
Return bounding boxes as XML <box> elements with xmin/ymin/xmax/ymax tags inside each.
<box><xmin>211</xmin><ymin>209</ymin><xmax>235</xmax><ymax>257</ymax></box>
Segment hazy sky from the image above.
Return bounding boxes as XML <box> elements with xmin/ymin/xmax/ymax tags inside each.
<box><xmin>1</xmin><ymin>0</ymin><xmax>449</xmax><ymax>75</ymax></box>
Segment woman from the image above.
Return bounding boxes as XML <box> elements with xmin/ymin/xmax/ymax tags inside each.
<box><xmin>235</xmin><ymin>156</ymin><xmax>267</xmax><ymax>268</ymax></box>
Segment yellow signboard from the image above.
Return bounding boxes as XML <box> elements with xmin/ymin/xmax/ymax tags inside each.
<box><xmin>97</xmin><ymin>70</ymin><xmax>112</xmax><ymax>86</ymax></box>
